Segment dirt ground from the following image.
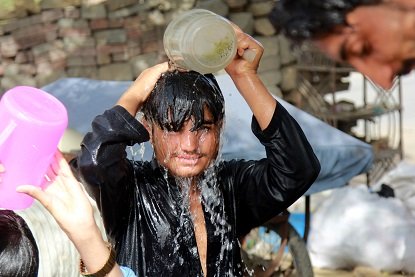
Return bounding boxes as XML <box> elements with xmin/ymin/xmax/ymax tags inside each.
<box><xmin>314</xmin><ymin>267</ymin><xmax>415</xmax><ymax>277</ymax></box>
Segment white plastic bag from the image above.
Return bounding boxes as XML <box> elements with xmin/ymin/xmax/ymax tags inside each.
<box><xmin>373</xmin><ymin>161</ymin><xmax>415</xmax><ymax>217</ymax></box>
<box><xmin>308</xmin><ymin>184</ymin><xmax>415</xmax><ymax>273</ymax></box>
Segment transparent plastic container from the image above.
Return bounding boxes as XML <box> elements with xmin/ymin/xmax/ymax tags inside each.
<box><xmin>163</xmin><ymin>9</ymin><xmax>237</xmax><ymax>74</ymax></box>
<box><xmin>0</xmin><ymin>86</ymin><xmax>68</xmax><ymax>210</ymax></box>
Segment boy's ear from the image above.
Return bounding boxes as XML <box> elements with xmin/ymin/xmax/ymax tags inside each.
<box><xmin>142</xmin><ymin>119</ymin><xmax>153</xmax><ymax>144</ymax></box>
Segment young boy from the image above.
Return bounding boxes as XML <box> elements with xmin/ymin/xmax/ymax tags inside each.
<box><xmin>74</xmin><ymin>28</ymin><xmax>320</xmax><ymax>276</ymax></box>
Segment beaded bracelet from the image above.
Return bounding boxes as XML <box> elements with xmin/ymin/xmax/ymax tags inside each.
<box><xmin>79</xmin><ymin>242</ymin><xmax>116</xmax><ymax>277</ymax></box>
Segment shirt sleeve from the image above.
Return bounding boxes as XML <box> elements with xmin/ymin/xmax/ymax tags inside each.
<box><xmin>120</xmin><ymin>266</ymin><xmax>138</xmax><ymax>277</ymax></box>
<box><xmin>73</xmin><ymin>105</ymin><xmax>149</xmax><ymax>236</ymax></box>
<box><xmin>229</xmin><ymin>101</ymin><xmax>321</xmax><ymax>236</ymax></box>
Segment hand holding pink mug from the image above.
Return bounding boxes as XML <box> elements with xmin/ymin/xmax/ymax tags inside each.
<box><xmin>0</xmin><ymin>86</ymin><xmax>68</xmax><ymax>210</ymax></box>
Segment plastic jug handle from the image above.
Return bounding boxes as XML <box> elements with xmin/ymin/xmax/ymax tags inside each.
<box><xmin>0</xmin><ymin>120</ymin><xmax>17</xmax><ymax>146</ymax></box>
<box><xmin>242</xmin><ymin>49</ymin><xmax>257</xmax><ymax>63</ymax></box>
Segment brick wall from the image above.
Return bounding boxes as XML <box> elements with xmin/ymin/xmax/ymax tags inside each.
<box><xmin>0</xmin><ymin>0</ymin><xmax>299</xmax><ymax>100</ymax></box>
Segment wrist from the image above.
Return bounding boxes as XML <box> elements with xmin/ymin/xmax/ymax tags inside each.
<box><xmin>68</xmin><ymin>223</ymin><xmax>103</xmax><ymax>246</ymax></box>
<box><xmin>79</xmin><ymin>241</ymin><xmax>117</xmax><ymax>277</ymax></box>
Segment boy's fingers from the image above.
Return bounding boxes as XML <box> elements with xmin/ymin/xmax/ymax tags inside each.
<box><xmin>16</xmin><ymin>185</ymin><xmax>49</xmax><ymax>206</ymax></box>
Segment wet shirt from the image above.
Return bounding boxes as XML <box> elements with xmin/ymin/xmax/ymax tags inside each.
<box><xmin>74</xmin><ymin>103</ymin><xmax>320</xmax><ymax>277</ymax></box>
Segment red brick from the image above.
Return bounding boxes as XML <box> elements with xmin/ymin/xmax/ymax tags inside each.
<box><xmin>13</xmin><ymin>25</ymin><xmax>47</xmax><ymax>49</ymax></box>
<box><xmin>59</xmin><ymin>27</ymin><xmax>91</xmax><ymax>37</ymax></box>
<box><xmin>97</xmin><ymin>44</ymin><xmax>127</xmax><ymax>55</ymax></box>
<box><xmin>90</xmin><ymin>19</ymin><xmax>109</xmax><ymax>30</ymax></box>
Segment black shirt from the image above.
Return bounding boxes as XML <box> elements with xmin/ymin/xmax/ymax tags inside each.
<box><xmin>74</xmin><ymin>102</ymin><xmax>320</xmax><ymax>276</ymax></box>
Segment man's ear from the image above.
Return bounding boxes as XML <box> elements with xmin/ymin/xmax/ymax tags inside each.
<box><xmin>142</xmin><ymin>119</ymin><xmax>153</xmax><ymax>143</ymax></box>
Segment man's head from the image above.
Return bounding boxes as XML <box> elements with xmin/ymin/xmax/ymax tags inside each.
<box><xmin>142</xmin><ymin>71</ymin><xmax>225</xmax><ymax>178</ymax></box>
<box><xmin>0</xmin><ymin>209</ymin><xmax>39</xmax><ymax>277</ymax></box>
<box><xmin>270</xmin><ymin>0</ymin><xmax>415</xmax><ymax>89</ymax></box>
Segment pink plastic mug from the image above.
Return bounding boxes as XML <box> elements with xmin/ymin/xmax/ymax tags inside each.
<box><xmin>0</xmin><ymin>86</ymin><xmax>68</xmax><ymax>210</ymax></box>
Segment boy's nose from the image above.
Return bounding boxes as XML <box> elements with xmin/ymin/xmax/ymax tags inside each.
<box><xmin>180</xmin><ymin>131</ymin><xmax>199</xmax><ymax>151</ymax></box>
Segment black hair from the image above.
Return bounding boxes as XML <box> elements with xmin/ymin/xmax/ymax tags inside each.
<box><xmin>0</xmin><ymin>210</ymin><xmax>39</xmax><ymax>277</ymax></box>
<box><xmin>142</xmin><ymin>70</ymin><xmax>225</xmax><ymax>132</ymax></box>
<box><xmin>269</xmin><ymin>0</ymin><xmax>382</xmax><ymax>41</ymax></box>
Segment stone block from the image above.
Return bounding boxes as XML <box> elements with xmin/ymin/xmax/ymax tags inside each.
<box><xmin>40</xmin><ymin>0</ymin><xmax>82</xmax><ymax>10</ymax></box>
<box><xmin>126</xmin><ymin>27</ymin><xmax>142</xmax><ymax>41</ymax></box>
<box><xmin>89</xmin><ymin>18</ymin><xmax>109</xmax><ymax>30</ymax></box>
<box><xmin>127</xmin><ymin>45</ymin><xmax>142</xmax><ymax>58</ymax></box>
<box><xmin>13</xmin><ymin>24</ymin><xmax>47</xmax><ymax>49</ymax></box>
<box><xmin>97</xmin><ymin>44</ymin><xmax>127</xmax><ymax>55</ymax></box>
<box><xmin>278</xmin><ymin>35</ymin><xmax>297</xmax><ymax>65</ymax></box>
<box><xmin>44</xmin><ymin>24</ymin><xmax>59</xmax><ymax>42</ymax></box>
<box><xmin>67</xmin><ymin>56</ymin><xmax>96</xmax><ymax>66</ymax></box>
<box><xmin>224</xmin><ymin>0</ymin><xmax>247</xmax><ymax>9</ymax></box>
<box><xmin>107</xmin><ymin>5</ymin><xmax>144</xmax><ymax>19</ymax></box>
<box><xmin>98</xmin><ymin>63</ymin><xmax>133</xmax><ymax>80</ymax></box>
<box><xmin>59</xmin><ymin>26</ymin><xmax>91</xmax><ymax>37</ymax></box>
<box><xmin>266</xmin><ymin>84</ymin><xmax>282</xmax><ymax>98</ymax></box>
<box><xmin>258</xmin><ymin>70</ymin><xmax>282</xmax><ymax>87</ymax></box>
<box><xmin>1</xmin><ymin>74</ymin><xmax>37</xmax><ymax>91</ymax></box>
<box><xmin>81</xmin><ymin>3</ymin><xmax>107</xmax><ymax>19</ymax></box>
<box><xmin>94</xmin><ymin>29</ymin><xmax>127</xmax><ymax>45</ymax></box>
<box><xmin>257</xmin><ymin>53</ymin><xmax>280</xmax><ymax>73</ymax></box>
<box><xmin>280</xmin><ymin>66</ymin><xmax>298</xmax><ymax>92</ymax></box>
<box><xmin>64</xmin><ymin>6</ymin><xmax>81</xmax><ymax>18</ymax></box>
<box><xmin>254</xmin><ymin>17</ymin><xmax>276</xmax><ymax>36</ymax></box>
<box><xmin>15</xmin><ymin>14</ymin><xmax>42</xmax><ymax>30</ymax></box>
<box><xmin>0</xmin><ymin>36</ymin><xmax>18</xmax><ymax>57</ymax></box>
<box><xmin>3</xmin><ymin>63</ymin><xmax>19</xmax><ymax>76</ymax></box>
<box><xmin>0</xmin><ymin>19</ymin><xmax>20</xmax><ymax>33</ymax></box>
<box><xmin>0</xmin><ymin>1</ymin><xmax>27</xmax><ymax>21</ymax></box>
<box><xmin>63</xmin><ymin>36</ymin><xmax>95</xmax><ymax>51</ymax></box>
<box><xmin>247</xmin><ymin>1</ymin><xmax>274</xmax><ymax>17</ymax></box>
<box><xmin>195</xmin><ymin>0</ymin><xmax>229</xmax><ymax>17</ymax></box>
<box><xmin>96</xmin><ymin>53</ymin><xmax>111</xmax><ymax>65</ymax></box>
<box><xmin>36</xmin><ymin>70</ymin><xmax>66</xmax><ymax>87</ymax></box>
<box><xmin>68</xmin><ymin>46</ymin><xmax>96</xmax><ymax>57</ymax></box>
<box><xmin>130</xmin><ymin>52</ymin><xmax>158</xmax><ymax>76</ymax></box>
<box><xmin>142</xmin><ymin>41</ymin><xmax>160</xmax><ymax>54</ymax></box>
<box><xmin>42</xmin><ymin>9</ymin><xmax>64</xmax><ymax>22</ymax></box>
<box><xmin>106</xmin><ymin>0</ymin><xmax>137</xmax><ymax>11</ymax></box>
<box><xmin>255</xmin><ymin>35</ymin><xmax>279</xmax><ymax>57</ymax></box>
<box><xmin>123</xmin><ymin>16</ymin><xmax>141</xmax><ymax>28</ymax></box>
<box><xmin>32</xmin><ymin>43</ymin><xmax>53</xmax><ymax>58</ymax></box>
<box><xmin>229</xmin><ymin>12</ymin><xmax>254</xmax><ymax>35</ymax></box>
<box><xmin>49</xmin><ymin>48</ymin><xmax>68</xmax><ymax>61</ymax></box>
<box><xmin>112</xmin><ymin>52</ymin><xmax>129</xmax><ymax>62</ymax></box>
<box><xmin>14</xmin><ymin>51</ymin><xmax>32</xmax><ymax>64</ymax></box>
<box><xmin>19</xmin><ymin>64</ymin><xmax>37</xmax><ymax>75</ymax></box>
<box><xmin>67</xmin><ymin>65</ymin><xmax>98</xmax><ymax>78</ymax></box>
<box><xmin>58</xmin><ymin>18</ymin><xmax>75</xmax><ymax>28</ymax></box>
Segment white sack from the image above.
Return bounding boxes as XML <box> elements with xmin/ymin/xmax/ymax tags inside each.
<box><xmin>308</xmin><ymin>184</ymin><xmax>415</xmax><ymax>273</ymax></box>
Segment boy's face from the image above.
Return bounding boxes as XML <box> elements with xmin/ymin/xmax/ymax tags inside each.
<box><xmin>313</xmin><ymin>2</ymin><xmax>415</xmax><ymax>89</ymax></box>
<box><xmin>147</xmin><ymin>108</ymin><xmax>221</xmax><ymax>178</ymax></box>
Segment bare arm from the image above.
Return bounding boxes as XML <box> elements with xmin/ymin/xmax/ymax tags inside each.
<box><xmin>225</xmin><ymin>26</ymin><xmax>277</xmax><ymax>131</ymax></box>
<box><xmin>16</xmin><ymin>152</ymin><xmax>125</xmax><ymax>277</ymax></box>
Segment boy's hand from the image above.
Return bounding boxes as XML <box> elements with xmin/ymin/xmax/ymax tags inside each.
<box><xmin>16</xmin><ymin>151</ymin><xmax>97</xmax><ymax>242</ymax></box>
<box><xmin>225</xmin><ymin>24</ymin><xmax>264</xmax><ymax>78</ymax></box>
<box><xmin>117</xmin><ymin>62</ymin><xmax>169</xmax><ymax>116</ymax></box>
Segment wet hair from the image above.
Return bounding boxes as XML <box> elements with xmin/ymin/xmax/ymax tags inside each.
<box><xmin>142</xmin><ymin>70</ymin><xmax>225</xmax><ymax>132</ymax></box>
<box><xmin>0</xmin><ymin>210</ymin><xmax>39</xmax><ymax>277</ymax></box>
<box><xmin>269</xmin><ymin>0</ymin><xmax>382</xmax><ymax>41</ymax></box>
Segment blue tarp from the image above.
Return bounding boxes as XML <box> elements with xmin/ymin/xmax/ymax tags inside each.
<box><xmin>42</xmin><ymin>74</ymin><xmax>373</xmax><ymax>195</ymax></box>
